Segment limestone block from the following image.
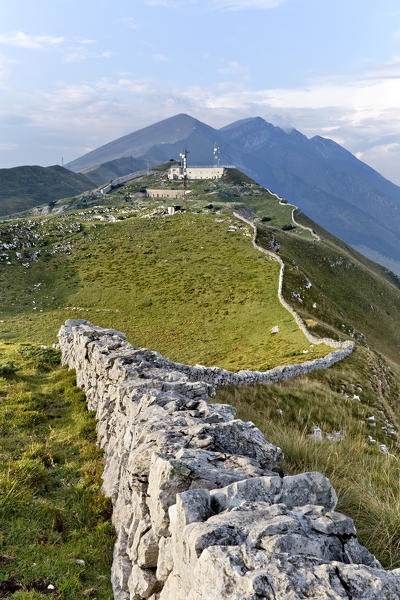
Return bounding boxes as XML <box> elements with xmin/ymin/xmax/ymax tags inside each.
<box><xmin>344</xmin><ymin>537</ymin><xmax>382</xmax><ymax>569</ymax></box>
<box><xmin>127</xmin><ymin>517</ymin><xmax>151</xmax><ymax>563</ymax></box>
<box><xmin>210</xmin><ymin>475</ymin><xmax>282</xmax><ymax>512</ymax></box>
<box><xmin>311</xmin><ymin>511</ymin><xmax>356</xmax><ymax>537</ymax></box>
<box><xmin>259</xmin><ymin>532</ymin><xmax>330</xmax><ymax>559</ymax></box>
<box><xmin>280</xmin><ymin>471</ymin><xmax>338</xmax><ymax>510</ymax></box>
<box><xmin>156</xmin><ymin>537</ymin><xmax>173</xmax><ymax>582</ymax></box>
<box><xmin>174</xmin><ymin>489</ymin><xmax>212</xmax><ymax>527</ymax></box>
<box><xmin>189</xmin><ymin>420</ymin><xmax>283</xmax><ymax>468</ymax></box>
<box><xmin>128</xmin><ymin>565</ymin><xmax>159</xmax><ymax>599</ymax></box>
<box><xmin>137</xmin><ymin>529</ymin><xmax>160</xmax><ymax>569</ymax></box>
<box><xmin>173</xmin><ymin>448</ymin><xmax>265</xmax><ymax>489</ymax></box>
<box><xmin>252</xmin><ymin>513</ymin><xmax>303</xmax><ymax>538</ymax></box>
<box><xmin>147</xmin><ymin>453</ymin><xmax>193</xmax><ymax>536</ymax></box>
<box><xmin>111</xmin><ymin>526</ymin><xmax>131</xmax><ymax>600</ymax></box>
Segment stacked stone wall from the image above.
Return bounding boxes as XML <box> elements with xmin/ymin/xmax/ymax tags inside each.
<box><xmin>58</xmin><ymin>320</ymin><xmax>400</xmax><ymax>600</ymax></box>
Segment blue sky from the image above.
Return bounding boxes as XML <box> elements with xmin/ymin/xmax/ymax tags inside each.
<box><xmin>1</xmin><ymin>0</ymin><xmax>400</xmax><ymax>182</ymax></box>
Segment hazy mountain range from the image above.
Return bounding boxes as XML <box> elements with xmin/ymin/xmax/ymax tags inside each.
<box><xmin>67</xmin><ymin>114</ymin><xmax>400</xmax><ymax>275</ymax></box>
<box><xmin>81</xmin><ymin>156</ymin><xmax>147</xmax><ymax>187</ymax></box>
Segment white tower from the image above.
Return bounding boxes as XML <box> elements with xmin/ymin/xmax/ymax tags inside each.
<box><xmin>179</xmin><ymin>149</ymin><xmax>189</xmax><ymax>171</ymax></box>
<box><xmin>179</xmin><ymin>149</ymin><xmax>189</xmax><ymax>207</ymax></box>
<box><xmin>213</xmin><ymin>144</ymin><xmax>220</xmax><ymax>167</ymax></box>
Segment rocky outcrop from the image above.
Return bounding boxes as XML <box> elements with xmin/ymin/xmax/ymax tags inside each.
<box><xmin>58</xmin><ymin>320</ymin><xmax>400</xmax><ymax>600</ymax></box>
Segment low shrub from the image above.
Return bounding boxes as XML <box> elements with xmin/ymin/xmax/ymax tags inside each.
<box><xmin>18</xmin><ymin>345</ymin><xmax>60</xmax><ymax>371</ymax></box>
<box><xmin>0</xmin><ymin>361</ymin><xmax>19</xmax><ymax>378</ymax></box>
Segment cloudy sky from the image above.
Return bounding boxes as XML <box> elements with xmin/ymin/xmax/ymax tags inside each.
<box><xmin>1</xmin><ymin>0</ymin><xmax>400</xmax><ymax>182</ymax></box>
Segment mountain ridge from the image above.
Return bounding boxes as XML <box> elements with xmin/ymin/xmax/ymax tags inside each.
<box><xmin>65</xmin><ymin>113</ymin><xmax>400</xmax><ymax>274</ymax></box>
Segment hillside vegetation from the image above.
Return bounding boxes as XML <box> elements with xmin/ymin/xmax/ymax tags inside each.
<box><xmin>0</xmin><ymin>199</ymin><xmax>330</xmax><ymax>371</ymax></box>
<box><xmin>1</xmin><ymin>164</ymin><xmax>400</xmax><ymax>579</ymax></box>
<box><xmin>215</xmin><ymin>345</ymin><xmax>400</xmax><ymax>568</ymax></box>
<box><xmin>255</xmin><ymin>212</ymin><xmax>400</xmax><ymax>362</ymax></box>
<box><xmin>0</xmin><ymin>342</ymin><xmax>114</xmax><ymax>598</ymax></box>
<box><xmin>0</xmin><ymin>165</ymin><xmax>93</xmax><ymax>217</ymax></box>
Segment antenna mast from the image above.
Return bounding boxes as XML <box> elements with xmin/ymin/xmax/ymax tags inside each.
<box><xmin>213</xmin><ymin>144</ymin><xmax>220</xmax><ymax>167</ymax></box>
<box><xmin>179</xmin><ymin>149</ymin><xmax>189</xmax><ymax>208</ymax></box>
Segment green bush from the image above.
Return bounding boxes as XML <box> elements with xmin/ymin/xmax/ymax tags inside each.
<box><xmin>0</xmin><ymin>361</ymin><xmax>19</xmax><ymax>378</ymax></box>
<box><xmin>18</xmin><ymin>345</ymin><xmax>60</xmax><ymax>371</ymax></box>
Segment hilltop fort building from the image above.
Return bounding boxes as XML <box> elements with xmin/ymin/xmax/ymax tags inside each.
<box><xmin>168</xmin><ymin>147</ymin><xmax>226</xmax><ymax>180</ymax></box>
<box><xmin>145</xmin><ymin>189</ymin><xmax>191</xmax><ymax>199</ymax></box>
<box><xmin>168</xmin><ymin>166</ymin><xmax>225</xmax><ymax>180</ymax></box>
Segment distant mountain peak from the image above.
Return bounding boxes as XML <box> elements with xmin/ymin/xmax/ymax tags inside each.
<box><xmin>220</xmin><ymin>116</ymin><xmax>270</xmax><ymax>131</ymax></box>
<box><xmin>64</xmin><ymin>112</ymin><xmax>400</xmax><ymax>275</ymax></box>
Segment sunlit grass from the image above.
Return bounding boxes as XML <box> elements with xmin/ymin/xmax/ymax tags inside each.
<box><xmin>0</xmin><ymin>212</ymin><xmax>331</xmax><ymax>371</ymax></box>
<box><xmin>215</xmin><ymin>347</ymin><xmax>400</xmax><ymax>568</ymax></box>
<box><xmin>0</xmin><ymin>341</ymin><xmax>114</xmax><ymax>599</ymax></box>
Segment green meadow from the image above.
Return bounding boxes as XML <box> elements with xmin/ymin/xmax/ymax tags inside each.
<box><xmin>0</xmin><ymin>165</ymin><xmax>399</xmax><ymax>588</ymax></box>
<box><xmin>0</xmin><ymin>341</ymin><xmax>114</xmax><ymax>599</ymax></box>
<box><xmin>0</xmin><ymin>211</ymin><xmax>331</xmax><ymax>371</ymax></box>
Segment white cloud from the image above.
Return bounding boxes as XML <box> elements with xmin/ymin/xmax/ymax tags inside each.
<box><xmin>145</xmin><ymin>0</ymin><xmax>171</xmax><ymax>5</ymax></box>
<box><xmin>0</xmin><ymin>143</ymin><xmax>17</xmax><ymax>151</ymax></box>
<box><xmin>119</xmin><ymin>17</ymin><xmax>139</xmax><ymax>29</ymax></box>
<box><xmin>0</xmin><ymin>57</ymin><xmax>8</xmax><ymax>82</ymax></box>
<box><xmin>63</xmin><ymin>45</ymin><xmax>111</xmax><ymax>63</ymax></box>
<box><xmin>212</xmin><ymin>0</ymin><xmax>286</xmax><ymax>10</ymax></box>
<box><xmin>144</xmin><ymin>0</ymin><xmax>285</xmax><ymax>8</ymax></box>
<box><xmin>64</xmin><ymin>48</ymin><xmax>87</xmax><ymax>63</ymax></box>
<box><xmin>217</xmin><ymin>60</ymin><xmax>248</xmax><ymax>75</ymax></box>
<box><xmin>363</xmin><ymin>58</ymin><xmax>400</xmax><ymax>80</ymax></box>
<box><xmin>356</xmin><ymin>143</ymin><xmax>400</xmax><ymax>181</ymax></box>
<box><xmin>152</xmin><ymin>53</ymin><xmax>169</xmax><ymax>62</ymax></box>
<box><xmin>144</xmin><ymin>0</ymin><xmax>199</xmax><ymax>6</ymax></box>
<box><xmin>0</xmin><ymin>31</ymin><xmax>64</xmax><ymax>49</ymax></box>
<box><xmin>0</xmin><ymin>54</ymin><xmax>18</xmax><ymax>84</ymax></box>
<box><xmin>112</xmin><ymin>79</ymin><xmax>153</xmax><ymax>94</ymax></box>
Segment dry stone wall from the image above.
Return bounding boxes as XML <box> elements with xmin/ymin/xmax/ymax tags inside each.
<box><xmin>233</xmin><ymin>211</ymin><xmax>344</xmax><ymax>349</ymax></box>
<box><xmin>58</xmin><ymin>319</ymin><xmax>400</xmax><ymax>600</ymax></box>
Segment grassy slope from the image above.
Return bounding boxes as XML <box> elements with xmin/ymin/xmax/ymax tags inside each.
<box><xmin>256</xmin><ymin>215</ymin><xmax>400</xmax><ymax>362</ymax></box>
<box><xmin>215</xmin><ymin>346</ymin><xmax>400</xmax><ymax>568</ymax></box>
<box><xmin>2</xmin><ymin>164</ymin><xmax>400</xmax><ymax>575</ymax></box>
<box><xmin>0</xmin><ymin>342</ymin><xmax>114</xmax><ymax>598</ymax></box>
<box><xmin>0</xmin><ymin>168</ymin><xmax>338</xmax><ymax>596</ymax></box>
<box><xmin>214</xmin><ymin>185</ymin><xmax>400</xmax><ymax>568</ymax></box>
<box><xmin>0</xmin><ymin>166</ymin><xmax>93</xmax><ymax>217</ymax></box>
<box><xmin>0</xmin><ymin>210</ymin><xmax>330</xmax><ymax>371</ymax></box>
